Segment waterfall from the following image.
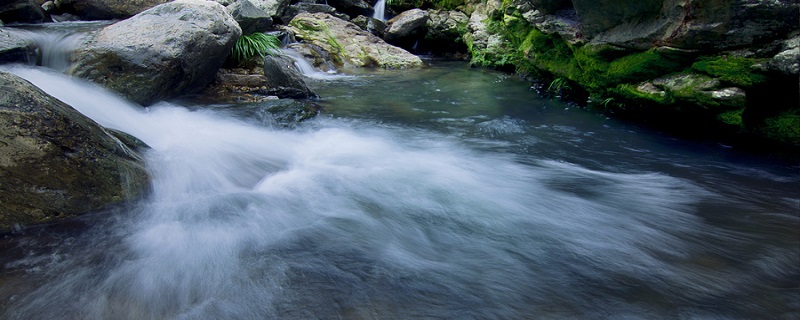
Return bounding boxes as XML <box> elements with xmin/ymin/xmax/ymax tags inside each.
<box><xmin>372</xmin><ymin>0</ymin><xmax>386</xmax><ymax>21</ymax></box>
<box><xmin>3</xmin><ymin>22</ymin><xmax>107</xmax><ymax>72</ymax></box>
<box><xmin>280</xmin><ymin>48</ymin><xmax>348</xmax><ymax>80</ymax></box>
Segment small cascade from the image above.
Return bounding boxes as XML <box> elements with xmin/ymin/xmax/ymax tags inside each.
<box><xmin>280</xmin><ymin>48</ymin><xmax>349</xmax><ymax>80</ymax></box>
<box><xmin>372</xmin><ymin>0</ymin><xmax>386</xmax><ymax>21</ymax></box>
<box><xmin>4</xmin><ymin>22</ymin><xmax>106</xmax><ymax>72</ymax></box>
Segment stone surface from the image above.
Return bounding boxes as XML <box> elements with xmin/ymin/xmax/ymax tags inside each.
<box><xmin>0</xmin><ymin>29</ymin><xmax>36</xmax><ymax>64</ymax></box>
<box><xmin>385</xmin><ymin>8</ymin><xmax>429</xmax><ymax>43</ymax></box>
<box><xmin>768</xmin><ymin>36</ymin><xmax>800</xmax><ymax>76</ymax></box>
<box><xmin>54</xmin><ymin>0</ymin><xmax>171</xmax><ymax>20</ymax></box>
<box><xmin>0</xmin><ymin>72</ymin><xmax>149</xmax><ymax>231</ymax></box>
<box><xmin>248</xmin><ymin>0</ymin><xmax>291</xmax><ymax>19</ymax></box>
<box><xmin>228</xmin><ymin>0</ymin><xmax>273</xmax><ymax>34</ymax></box>
<box><xmin>288</xmin><ymin>12</ymin><xmax>423</xmax><ymax>69</ymax></box>
<box><xmin>651</xmin><ymin>73</ymin><xmax>746</xmax><ymax>109</ymax></box>
<box><xmin>351</xmin><ymin>15</ymin><xmax>387</xmax><ymax>37</ymax></box>
<box><xmin>281</xmin><ymin>3</ymin><xmax>345</xmax><ymax>24</ymax></box>
<box><xmin>68</xmin><ymin>0</ymin><xmax>241</xmax><ymax>106</ymax></box>
<box><xmin>262</xmin><ymin>54</ymin><xmax>317</xmax><ymax>98</ymax></box>
<box><xmin>326</xmin><ymin>0</ymin><xmax>372</xmax><ymax>18</ymax></box>
<box><xmin>0</xmin><ymin>0</ymin><xmax>47</xmax><ymax>23</ymax></box>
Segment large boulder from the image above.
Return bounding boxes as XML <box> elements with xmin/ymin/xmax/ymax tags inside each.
<box><xmin>385</xmin><ymin>8</ymin><xmax>429</xmax><ymax>45</ymax></box>
<box><xmin>767</xmin><ymin>36</ymin><xmax>800</xmax><ymax>76</ymax></box>
<box><xmin>422</xmin><ymin>9</ymin><xmax>469</xmax><ymax>53</ymax></box>
<box><xmin>288</xmin><ymin>12</ymin><xmax>423</xmax><ymax>69</ymax></box>
<box><xmin>68</xmin><ymin>0</ymin><xmax>241</xmax><ymax>106</ymax></box>
<box><xmin>0</xmin><ymin>72</ymin><xmax>149</xmax><ymax>231</ymax></box>
<box><xmin>0</xmin><ymin>29</ymin><xmax>36</xmax><ymax>64</ymax></box>
<box><xmin>0</xmin><ymin>0</ymin><xmax>47</xmax><ymax>23</ymax></box>
<box><xmin>53</xmin><ymin>0</ymin><xmax>171</xmax><ymax>20</ymax></box>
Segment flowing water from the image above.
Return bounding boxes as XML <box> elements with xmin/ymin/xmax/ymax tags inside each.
<box><xmin>372</xmin><ymin>0</ymin><xmax>386</xmax><ymax>21</ymax></box>
<box><xmin>1</xmin><ymin>48</ymin><xmax>799</xmax><ymax>319</ymax></box>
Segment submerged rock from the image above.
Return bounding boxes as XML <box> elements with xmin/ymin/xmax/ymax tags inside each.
<box><xmin>288</xmin><ymin>12</ymin><xmax>423</xmax><ymax>69</ymax></box>
<box><xmin>0</xmin><ymin>72</ymin><xmax>149</xmax><ymax>231</ymax></box>
<box><xmin>69</xmin><ymin>0</ymin><xmax>241</xmax><ymax>106</ymax></box>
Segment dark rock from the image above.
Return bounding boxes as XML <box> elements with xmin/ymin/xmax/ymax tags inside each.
<box><xmin>0</xmin><ymin>71</ymin><xmax>149</xmax><ymax>231</ymax></box>
<box><xmin>262</xmin><ymin>54</ymin><xmax>317</xmax><ymax>98</ymax></box>
<box><xmin>0</xmin><ymin>0</ymin><xmax>47</xmax><ymax>23</ymax></box>
<box><xmin>282</xmin><ymin>3</ymin><xmax>339</xmax><ymax>24</ymax></box>
<box><xmin>0</xmin><ymin>29</ymin><xmax>36</xmax><ymax>64</ymax></box>
<box><xmin>422</xmin><ymin>9</ymin><xmax>468</xmax><ymax>53</ymax></box>
<box><xmin>286</xmin><ymin>42</ymin><xmax>338</xmax><ymax>72</ymax></box>
<box><xmin>351</xmin><ymin>15</ymin><xmax>386</xmax><ymax>37</ymax></box>
<box><xmin>69</xmin><ymin>0</ymin><xmax>241</xmax><ymax>106</ymax></box>
<box><xmin>327</xmin><ymin>0</ymin><xmax>372</xmax><ymax>18</ymax></box>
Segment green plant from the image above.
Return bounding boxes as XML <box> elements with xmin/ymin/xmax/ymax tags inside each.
<box><xmin>548</xmin><ymin>77</ymin><xmax>570</xmax><ymax>92</ymax></box>
<box><xmin>231</xmin><ymin>32</ymin><xmax>281</xmax><ymax>65</ymax></box>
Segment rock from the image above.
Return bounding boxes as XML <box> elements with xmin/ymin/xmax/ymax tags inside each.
<box><xmin>767</xmin><ymin>36</ymin><xmax>800</xmax><ymax>76</ymax></box>
<box><xmin>423</xmin><ymin>10</ymin><xmax>468</xmax><ymax>53</ymax></box>
<box><xmin>281</xmin><ymin>3</ymin><xmax>345</xmax><ymax>25</ymax></box>
<box><xmin>68</xmin><ymin>0</ymin><xmax>241</xmax><ymax>106</ymax></box>
<box><xmin>326</xmin><ymin>0</ymin><xmax>372</xmax><ymax>18</ymax></box>
<box><xmin>228</xmin><ymin>0</ymin><xmax>273</xmax><ymax>34</ymax></box>
<box><xmin>0</xmin><ymin>29</ymin><xmax>36</xmax><ymax>64</ymax></box>
<box><xmin>0</xmin><ymin>0</ymin><xmax>47</xmax><ymax>23</ymax></box>
<box><xmin>650</xmin><ymin>73</ymin><xmax>746</xmax><ymax>109</ymax></box>
<box><xmin>286</xmin><ymin>42</ymin><xmax>338</xmax><ymax>72</ymax></box>
<box><xmin>529</xmin><ymin>0</ymin><xmax>572</xmax><ymax>14</ymax></box>
<box><xmin>288</xmin><ymin>13</ymin><xmax>423</xmax><ymax>69</ymax></box>
<box><xmin>248</xmin><ymin>0</ymin><xmax>291</xmax><ymax>19</ymax></box>
<box><xmin>0</xmin><ymin>72</ymin><xmax>149</xmax><ymax>231</ymax></box>
<box><xmin>351</xmin><ymin>15</ymin><xmax>386</xmax><ymax>37</ymax></box>
<box><xmin>53</xmin><ymin>0</ymin><xmax>171</xmax><ymax>20</ymax></box>
<box><xmin>262</xmin><ymin>54</ymin><xmax>317</xmax><ymax>98</ymax></box>
<box><xmin>385</xmin><ymin>9</ymin><xmax>429</xmax><ymax>44</ymax></box>
<box><xmin>572</xmin><ymin>0</ymin><xmax>800</xmax><ymax>51</ymax></box>
<box><xmin>463</xmin><ymin>3</ymin><xmax>513</xmax><ymax>66</ymax></box>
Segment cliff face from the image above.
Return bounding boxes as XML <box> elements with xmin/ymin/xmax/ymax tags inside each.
<box><xmin>461</xmin><ymin>0</ymin><xmax>799</xmax><ymax>146</ymax></box>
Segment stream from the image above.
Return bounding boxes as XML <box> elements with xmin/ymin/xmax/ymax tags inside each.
<box><xmin>0</xmin><ymin>32</ymin><xmax>798</xmax><ymax>319</ymax></box>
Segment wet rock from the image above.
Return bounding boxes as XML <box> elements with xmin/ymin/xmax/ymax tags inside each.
<box><xmin>227</xmin><ymin>0</ymin><xmax>273</xmax><ymax>34</ymax></box>
<box><xmin>349</xmin><ymin>15</ymin><xmax>387</xmax><ymax>37</ymax></box>
<box><xmin>0</xmin><ymin>72</ymin><xmax>149</xmax><ymax>231</ymax></box>
<box><xmin>286</xmin><ymin>42</ymin><xmax>338</xmax><ymax>72</ymax></box>
<box><xmin>0</xmin><ymin>0</ymin><xmax>47</xmax><ymax>23</ymax></box>
<box><xmin>53</xmin><ymin>0</ymin><xmax>171</xmax><ymax>20</ymax></box>
<box><xmin>262</xmin><ymin>54</ymin><xmax>317</xmax><ymax>98</ymax></box>
<box><xmin>288</xmin><ymin>12</ymin><xmax>422</xmax><ymax>69</ymax></box>
<box><xmin>650</xmin><ymin>73</ymin><xmax>746</xmax><ymax>109</ymax></box>
<box><xmin>69</xmin><ymin>0</ymin><xmax>241</xmax><ymax>106</ymax></box>
<box><xmin>462</xmin><ymin>3</ymin><xmax>512</xmax><ymax>66</ymax></box>
<box><xmin>0</xmin><ymin>29</ymin><xmax>36</xmax><ymax>64</ymax></box>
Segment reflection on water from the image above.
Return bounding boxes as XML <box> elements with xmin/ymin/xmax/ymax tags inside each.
<box><xmin>1</xmin><ymin>62</ymin><xmax>798</xmax><ymax>319</ymax></box>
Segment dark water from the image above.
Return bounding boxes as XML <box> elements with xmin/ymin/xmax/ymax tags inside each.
<box><xmin>1</xmin><ymin>61</ymin><xmax>798</xmax><ymax>319</ymax></box>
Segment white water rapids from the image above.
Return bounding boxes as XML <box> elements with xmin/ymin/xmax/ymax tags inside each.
<box><xmin>1</xmin><ymin>65</ymin><xmax>798</xmax><ymax>319</ymax></box>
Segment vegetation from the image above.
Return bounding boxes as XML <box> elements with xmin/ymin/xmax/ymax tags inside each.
<box><xmin>230</xmin><ymin>32</ymin><xmax>281</xmax><ymax>66</ymax></box>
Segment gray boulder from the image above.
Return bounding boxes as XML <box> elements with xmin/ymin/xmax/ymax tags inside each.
<box><xmin>228</xmin><ymin>0</ymin><xmax>273</xmax><ymax>34</ymax></box>
<box><xmin>0</xmin><ymin>0</ymin><xmax>47</xmax><ymax>23</ymax></box>
<box><xmin>326</xmin><ymin>0</ymin><xmax>372</xmax><ymax>18</ymax></box>
<box><xmin>767</xmin><ymin>36</ymin><xmax>800</xmax><ymax>76</ymax></box>
<box><xmin>385</xmin><ymin>8</ymin><xmax>428</xmax><ymax>43</ymax></box>
<box><xmin>0</xmin><ymin>29</ymin><xmax>36</xmax><ymax>64</ymax></box>
<box><xmin>53</xmin><ymin>0</ymin><xmax>171</xmax><ymax>20</ymax></box>
<box><xmin>249</xmin><ymin>0</ymin><xmax>291</xmax><ymax>19</ymax></box>
<box><xmin>288</xmin><ymin>12</ymin><xmax>423</xmax><ymax>69</ymax></box>
<box><xmin>0</xmin><ymin>72</ymin><xmax>149</xmax><ymax>231</ymax></box>
<box><xmin>422</xmin><ymin>10</ymin><xmax>468</xmax><ymax>52</ymax></box>
<box><xmin>351</xmin><ymin>15</ymin><xmax>387</xmax><ymax>37</ymax></box>
<box><xmin>69</xmin><ymin>0</ymin><xmax>241</xmax><ymax>106</ymax></box>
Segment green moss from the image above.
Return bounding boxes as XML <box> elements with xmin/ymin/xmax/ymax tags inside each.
<box><xmin>758</xmin><ymin>111</ymin><xmax>800</xmax><ymax>145</ymax></box>
<box><xmin>605</xmin><ymin>50</ymin><xmax>682</xmax><ymax>85</ymax></box>
<box><xmin>691</xmin><ymin>56</ymin><xmax>768</xmax><ymax>87</ymax></box>
<box><xmin>718</xmin><ymin>109</ymin><xmax>744</xmax><ymax>126</ymax></box>
<box><xmin>611</xmin><ymin>83</ymin><xmax>674</xmax><ymax>105</ymax></box>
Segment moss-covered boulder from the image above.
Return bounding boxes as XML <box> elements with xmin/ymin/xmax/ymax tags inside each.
<box><xmin>288</xmin><ymin>12</ymin><xmax>423</xmax><ymax>69</ymax></box>
<box><xmin>68</xmin><ymin>0</ymin><xmax>241</xmax><ymax>106</ymax></box>
<box><xmin>0</xmin><ymin>72</ymin><xmax>149</xmax><ymax>231</ymax></box>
